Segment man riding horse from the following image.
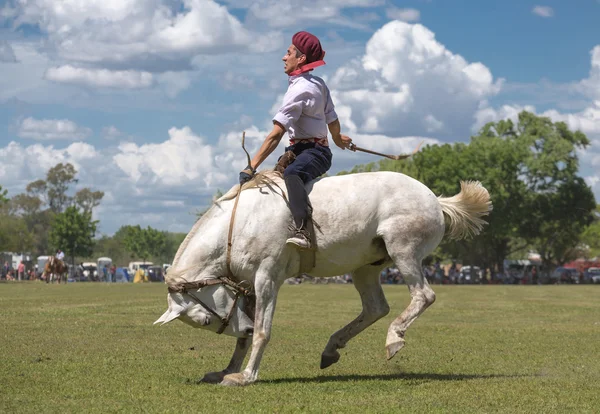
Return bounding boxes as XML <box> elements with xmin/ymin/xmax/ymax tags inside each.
<box><xmin>44</xmin><ymin>249</ymin><xmax>67</xmax><ymax>283</ymax></box>
<box><xmin>239</xmin><ymin>31</ymin><xmax>354</xmax><ymax>250</ymax></box>
<box><xmin>157</xmin><ymin>31</ymin><xmax>493</xmax><ymax>386</ymax></box>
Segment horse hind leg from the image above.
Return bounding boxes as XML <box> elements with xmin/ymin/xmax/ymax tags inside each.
<box><xmin>384</xmin><ymin>248</ymin><xmax>436</xmax><ymax>360</ymax></box>
<box><xmin>320</xmin><ymin>264</ymin><xmax>390</xmax><ymax>369</ymax></box>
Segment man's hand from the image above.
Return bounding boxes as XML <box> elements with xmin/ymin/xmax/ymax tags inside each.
<box><xmin>239</xmin><ymin>165</ymin><xmax>255</xmax><ymax>186</ymax></box>
<box><xmin>336</xmin><ymin>134</ymin><xmax>353</xmax><ymax>150</ymax></box>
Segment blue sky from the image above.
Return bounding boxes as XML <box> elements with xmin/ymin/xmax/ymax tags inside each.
<box><xmin>1</xmin><ymin>0</ymin><xmax>599</xmax><ymax>235</ymax></box>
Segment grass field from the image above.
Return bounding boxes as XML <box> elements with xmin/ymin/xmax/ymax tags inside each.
<box><xmin>1</xmin><ymin>283</ymin><xmax>599</xmax><ymax>413</ymax></box>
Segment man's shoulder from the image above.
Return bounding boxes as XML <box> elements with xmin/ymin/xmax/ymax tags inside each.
<box><xmin>289</xmin><ymin>74</ymin><xmax>328</xmax><ymax>94</ymax></box>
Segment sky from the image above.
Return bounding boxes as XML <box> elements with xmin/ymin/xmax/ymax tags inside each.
<box><xmin>1</xmin><ymin>0</ymin><xmax>599</xmax><ymax>235</ymax></box>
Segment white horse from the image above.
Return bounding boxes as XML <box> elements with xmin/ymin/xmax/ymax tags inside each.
<box><xmin>155</xmin><ymin>171</ymin><xmax>492</xmax><ymax>386</ymax></box>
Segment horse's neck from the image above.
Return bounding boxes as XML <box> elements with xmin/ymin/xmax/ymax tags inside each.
<box><xmin>171</xmin><ymin>204</ymin><xmax>230</xmax><ymax>278</ymax></box>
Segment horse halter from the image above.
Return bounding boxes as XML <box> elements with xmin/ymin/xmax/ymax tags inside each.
<box><xmin>168</xmin><ymin>277</ymin><xmax>255</xmax><ymax>335</ymax></box>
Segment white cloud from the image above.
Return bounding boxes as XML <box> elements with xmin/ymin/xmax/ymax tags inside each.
<box><xmin>386</xmin><ymin>7</ymin><xmax>420</xmax><ymax>22</ymax></box>
<box><xmin>45</xmin><ymin>65</ymin><xmax>154</xmax><ymax>89</ymax></box>
<box><xmin>240</xmin><ymin>0</ymin><xmax>384</xmax><ymax>28</ymax></box>
<box><xmin>532</xmin><ymin>6</ymin><xmax>554</xmax><ymax>18</ymax></box>
<box><xmin>329</xmin><ymin>21</ymin><xmax>503</xmax><ymax>140</ymax></box>
<box><xmin>0</xmin><ymin>40</ymin><xmax>17</xmax><ymax>62</ymax></box>
<box><xmin>113</xmin><ymin>127</ymin><xmax>218</xmax><ymax>186</ymax></box>
<box><xmin>0</xmin><ymin>141</ymin><xmax>98</xmax><ymax>188</ymax></box>
<box><xmin>472</xmin><ymin>104</ymin><xmax>536</xmax><ymax>132</ymax></box>
<box><xmin>17</xmin><ymin>117</ymin><xmax>92</xmax><ymax>141</ymax></box>
<box><xmin>574</xmin><ymin>46</ymin><xmax>600</xmax><ymax>100</ymax></box>
<box><xmin>8</xmin><ymin>0</ymin><xmax>281</xmax><ymax>71</ymax></box>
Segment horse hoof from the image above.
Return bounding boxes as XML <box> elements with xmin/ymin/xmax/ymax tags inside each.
<box><xmin>200</xmin><ymin>371</ymin><xmax>226</xmax><ymax>384</ymax></box>
<box><xmin>386</xmin><ymin>340</ymin><xmax>405</xmax><ymax>360</ymax></box>
<box><xmin>320</xmin><ymin>351</ymin><xmax>340</xmax><ymax>369</ymax></box>
<box><xmin>220</xmin><ymin>373</ymin><xmax>248</xmax><ymax>387</ymax></box>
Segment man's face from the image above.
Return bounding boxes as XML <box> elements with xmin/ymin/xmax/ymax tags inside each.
<box><xmin>282</xmin><ymin>44</ymin><xmax>305</xmax><ymax>75</ymax></box>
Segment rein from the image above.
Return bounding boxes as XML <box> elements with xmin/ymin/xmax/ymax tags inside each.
<box><xmin>167</xmin><ymin>132</ymin><xmax>255</xmax><ymax>335</ymax></box>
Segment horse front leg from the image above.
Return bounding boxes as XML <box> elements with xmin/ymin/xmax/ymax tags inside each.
<box><xmin>200</xmin><ymin>337</ymin><xmax>250</xmax><ymax>384</ymax></box>
<box><xmin>221</xmin><ymin>275</ymin><xmax>280</xmax><ymax>386</ymax></box>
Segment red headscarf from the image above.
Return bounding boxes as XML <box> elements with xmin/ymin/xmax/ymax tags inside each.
<box><xmin>290</xmin><ymin>31</ymin><xmax>326</xmax><ymax>76</ymax></box>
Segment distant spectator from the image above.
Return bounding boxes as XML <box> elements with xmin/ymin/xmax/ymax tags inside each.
<box><xmin>2</xmin><ymin>261</ymin><xmax>9</xmax><ymax>279</ymax></box>
<box><xmin>17</xmin><ymin>261</ymin><xmax>25</xmax><ymax>281</ymax></box>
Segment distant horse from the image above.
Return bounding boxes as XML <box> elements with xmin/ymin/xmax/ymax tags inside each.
<box><xmin>44</xmin><ymin>257</ymin><xmax>68</xmax><ymax>284</ymax></box>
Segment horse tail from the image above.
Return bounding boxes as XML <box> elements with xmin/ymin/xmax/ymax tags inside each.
<box><xmin>437</xmin><ymin>181</ymin><xmax>492</xmax><ymax>240</ymax></box>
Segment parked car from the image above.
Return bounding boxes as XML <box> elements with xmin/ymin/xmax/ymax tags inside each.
<box><xmin>128</xmin><ymin>261</ymin><xmax>153</xmax><ymax>276</ymax></box>
<box><xmin>146</xmin><ymin>266</ymin><xmax>164</xmax><ymax>282</ymax></box>
<box><xmin>81</xmin><ymin>262</ymin><xmax>98</xmax><ymax>281</ymax></box>
<box><xmin>550</xmin><ymin>267</ymin><xmax>579</xmax><ymax>284</ymax></box>
<box><xmin>585</xmin><ymin>267</ymin><xmax>600</xmax><ymax>284</ymax></box>
<box><xmin>459</xmin><ymin>266</ymin><xmax>481</xmax><ymax>284</ymax></box>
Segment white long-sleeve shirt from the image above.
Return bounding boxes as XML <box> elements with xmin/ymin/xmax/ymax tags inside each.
<box><xmin>273</xmin><ymin>73</ymin><xmax>338</xmax><ymax>144</ymax></box>
<box><xmin>56</xmin><ymin>252</ymin><xmax>65</xmax><ymax>260</ymax></box>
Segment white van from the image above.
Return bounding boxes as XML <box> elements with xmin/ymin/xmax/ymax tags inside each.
<box><xmin>37</xmin><ymin>256</ymin><xmax>50</xmax><ymax>276</ymax></box>
<box><xmin>128</xmin><ymin>261</ymin><xmax>153</xmax><ymax>275</ymax></box>
<box><xmin>81</xmin><ymin>262</ymin><xmax>98</xmax><ymax>279</ymax></box>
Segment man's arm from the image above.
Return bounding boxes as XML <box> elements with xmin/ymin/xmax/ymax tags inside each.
<box><xmin>248</xmin><ymin>122</ymin><xmax>286</xmax><ymax>171</ymax></box>
<box><xmin>327</xmin><ymin>119</ymin><xmax>353</xmax><ymax>150</ymax></box>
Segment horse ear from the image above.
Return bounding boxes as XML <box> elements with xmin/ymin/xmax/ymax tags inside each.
<box><xmin>154</xmin><ymin>310</ymin><xmax>181</xmax><ymax>325</ymax></box>
<box><xmin>154</xmin><ymin>309</ymin><xmax>174</xmax><ymax>325</ymax></box>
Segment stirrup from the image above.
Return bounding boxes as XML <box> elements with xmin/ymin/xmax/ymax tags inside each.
<box><xmin>286</xmin><ymin>224</ymin><xmax>312</xmax><ymax>250</ymax></box>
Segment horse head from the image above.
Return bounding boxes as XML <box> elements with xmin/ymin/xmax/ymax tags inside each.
<box><xmin>154</xmin><ymin>284</ymin><xmax>254</xmax><ymax>338</ymax></box>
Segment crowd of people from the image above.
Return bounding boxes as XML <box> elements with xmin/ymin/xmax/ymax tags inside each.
<box><xmin>1</xmin><ymin>260</ymin><xmax>37</xmax><ymax>281</ymax></box>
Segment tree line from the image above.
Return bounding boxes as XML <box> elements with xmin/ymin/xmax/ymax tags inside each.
<box><xmin>1</xmin><ymin>111</ymin><xmax>599</xmax><ymax>272</ymax></box>
<box><xmin>0</xmin><ymin>164</ymin><xmax>185</xmax><ymax>268</ymax></box>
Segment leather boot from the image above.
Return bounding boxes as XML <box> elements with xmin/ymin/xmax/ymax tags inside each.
<box><xmin>284</xmin><ymin>175</ymin><xmax>312</xmax><ymax>249</ymax></box>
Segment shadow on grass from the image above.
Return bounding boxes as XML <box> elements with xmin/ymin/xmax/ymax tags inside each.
<box><xmin>262</xmin><ymin>372</ymin><xmax>531</xmax><ymax>384</ymax></box>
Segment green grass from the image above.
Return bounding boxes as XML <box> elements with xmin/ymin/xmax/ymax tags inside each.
<box><xmin>1</xmin><ymin>283</ymin><xmax>599</xmax><ymax>413</ymax></box>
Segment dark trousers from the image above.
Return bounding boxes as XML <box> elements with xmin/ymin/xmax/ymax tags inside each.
<box><xmin>283</xmin><ymin>142</ymin><xmax>332</xmax><ymax>228</ymax></box>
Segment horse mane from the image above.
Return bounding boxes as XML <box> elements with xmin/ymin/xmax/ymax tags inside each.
<box><xmin>217</xmin><ymin>170</ymin><xmax>284</xmax><ymax>202</ymax></box>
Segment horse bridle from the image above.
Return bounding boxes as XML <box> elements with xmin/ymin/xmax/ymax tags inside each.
<box><xmin>167</xmin><ymin>277</ymin><xmax>255</xmax><ymax>335</ymax></box>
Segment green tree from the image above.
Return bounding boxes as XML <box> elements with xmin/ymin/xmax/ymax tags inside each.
<box><xmin>49</xmin><ymin>206</ymin><xmax>97</xmax><ymax>268</ymax></box>
<box><xmin>46</xmin><ymin>163</ymin><xmax>78</xmax><ymax>213</ymax></box>
<box><xmin>340</xmin><ymin>111</ymin><xmax>596</xmax><ymax>273</ymax></box>
<box><xmin>123</xmin><ymin>225</ymin><xmax>167</xmax><ymax>263</ymax></box>
<box><xmin>74</xmin><ymin>188</ymin><xmax>104</xmax><ymax>215</ymax></box>
<box><xmin>0</xmin><ymin>216</ymin><xmax>35</xmax><ymax>253</ymax></box>
<box><xmin>580</xmin><ymin>205</ymin><xmax>600</xmax><ymax>258</ymax></box>
<box><xmin>26</xmin><ymin>180</ymin><xmax>47</xmax><ymax>204</ymax></box>
<box><xmin>0</xmin><ymin>185</ymin><xmax>8</xmax><ymax>204</ymax></box>
<box><xmin>9</xmin><ymin>193</ymin><xmax>54</xmax><ymax>256</ymax></box>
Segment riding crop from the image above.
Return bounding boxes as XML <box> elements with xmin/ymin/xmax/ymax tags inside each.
<box><xmin>348</xmin><ymin>141</ymin><xmax>423</xmax><ymax>160</ymax></box>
